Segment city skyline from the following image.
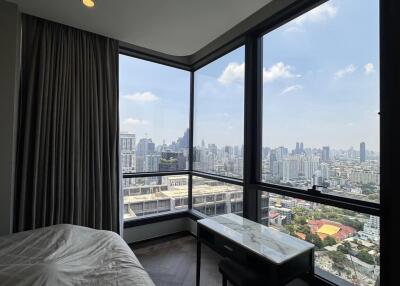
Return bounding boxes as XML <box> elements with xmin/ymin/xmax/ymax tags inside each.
<box><xmin>120</xmin><ymin>129</ymin><xmax>379</xmax><ymax>154</ymax></box>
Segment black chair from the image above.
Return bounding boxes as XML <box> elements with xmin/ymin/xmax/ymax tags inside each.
<box><xmin>218</xmin><ymin>258</ymin><xmax>267</xmax><ymax>286</ymax></box>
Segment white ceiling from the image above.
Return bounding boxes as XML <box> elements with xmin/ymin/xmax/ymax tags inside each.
<box><xmin>8</xmin><ymin>0</ymin><xmax>273</xmax><ymax>56</ymax></box>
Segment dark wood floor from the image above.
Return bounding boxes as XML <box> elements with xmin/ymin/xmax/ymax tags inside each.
<box><xmin>132</xmin><ymin>234</ymin><xmax>308</xmax><ymax>286</ymax></box>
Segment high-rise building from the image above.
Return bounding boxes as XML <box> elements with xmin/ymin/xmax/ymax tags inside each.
<box><xmin>158</xmin><ymin>151</ymin><xmax>186</xmax><ymax>172</ymax></box>
<box><xmin>360</xmin><ymin>142</ymin><xmax>366</xmax><ymax>162</ymax></box>
<box><xmin>136</xmin><ymin>138</ymin><xmax>156</xmax><ymax>172</ymax></box>
<box><xmin>275</xmin><ymin>146</ymin><xmax>288</xmax><ymax>159</ymax></box>
<box><xmin>144</xmin><ymin>154</ymin><xmax>161</xmax><ymax>172</ymax></box>
<box><xmin>304</xmin><ymin>156</ymin><xmax>320</xmax><ymax>180</ymax></box>
<box><xmin>283</xmin><ymin>157</ymin><xmax>299</xmax><ymax>182</ymax></box>
<box><xmin>136</xmin><ymin>138</ymin><xmax>155</xmax><ymax>156</ymax></box>
<box><xmin>322</xmin><ymin>146</ymin><xmax>330</xmax><ymax>162</ymax></box>
<box><xmin>320</xmin><ymin>162</ymin><xmax>330</xmax><ymax>180</ymax></box>
<box><xmin>270</xmin><ymin>150</ymin><xmax>277</xmax><ymax>175</ymax></box>
<box><xmin>177</xmin><ymin>128</ymin><xmax>189</xmax><ymax>149</ymax></box>
<box><xmin>359</xmin><ymin>215</ymin><xmax>380</xmax><ymax>242</ymax></box>
<box><xmin>120</xmin><ymin>133</ymin><xmax>136</xmax><ymax>173</ymax></box>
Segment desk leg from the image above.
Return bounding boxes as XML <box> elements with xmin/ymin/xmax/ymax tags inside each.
<box><xmin>310</xmin><ymin>249</ymin><xmax>315</xmax><ymax>275</ymax></box>
<box><xmin>309</xmin><ymin>249</ymin><xmax>315</xmax><ymax>285</ymax></box>
<box><xmin>196</xmin><ymin>238</ymin><xmax>201</xmax><ymax>286</ymax></box>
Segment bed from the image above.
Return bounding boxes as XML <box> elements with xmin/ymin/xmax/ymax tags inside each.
<box><xmin>0</xmin><ymin>224</ymin><xmax>155</xmax><ymax>286</ymax></box>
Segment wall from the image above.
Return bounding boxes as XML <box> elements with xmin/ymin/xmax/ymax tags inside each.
<box><xmin>0</xmin><ymin>0</ymin><xmax>20</xmax><ymax>236</ymax></box>
<box><xmin>123</xmin><ymin>217</ymin><xmax>195</xmax><ymax>244</ymax></box>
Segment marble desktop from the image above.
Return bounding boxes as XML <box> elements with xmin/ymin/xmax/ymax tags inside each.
<box><xmin>198</xmin><ymin>213</ymin><xmax>314</xmax><ymax>265</ymax></box>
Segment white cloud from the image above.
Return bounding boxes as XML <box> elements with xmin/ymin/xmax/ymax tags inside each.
<box><xmin>347</xmin><ymin>122</ymin><xmax>354</xmax><ymax>127</ymax></box>
<box><xmin>122</xmin><ymin>118</ymin><xmax>150</xmax><ymax>126</ymax></box>
<box><xmin>364</xmin><ymin>63</ymin><xmax>375</xmax><ymax>75</ymax></box>
<box><xmin>263</xmin><ymin>62</ymin><xmax>300</xmax><ymax>83</ymax></box>
<box><xmin>280</xmin><ymin>85</ymin><xmax>303</xmax><ymax>95</ymax></box>
<box><xmin>284</xmin><ymin>26</ymin><xmax>303</xmax><ymax>34</ymax></box>
<box><xmin>218</xmin><ymin>62</ymin><xmax>300</xmax><ymax>85</ymax></box>
<box><xmin>334</xmin><ymin>64</ymin><xmax>356</xmax><ymax>79</ymax></box>
<box><xmin>217</xmin><ymin>112</ymin><xmax>230</xmax><ymax>118</ymax></box>
<box><xmin>294</xmin><ymin>2</ymin><xmax>338</xmax><ymax>25</ymax></box>
<box><xmin>124</xmin><ymin>91</ymin><xmax>159</xmax><ymax>102</ymax></box>
<box><xmin>218</xmin><ymin>62</ymin><xmax>245</xmax><ymax>85</ymax></box>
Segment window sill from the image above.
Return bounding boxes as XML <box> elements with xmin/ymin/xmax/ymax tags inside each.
<box><xmin>124</xmin><ymin>209</ymin><xmax>189</xmax><ymax>228</ymax></box>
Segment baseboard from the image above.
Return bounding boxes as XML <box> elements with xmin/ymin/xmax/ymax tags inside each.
<box><xmin>129</xmin><ymin>230</ymin><xmax>193</xmax><ymax>250</ymax></box>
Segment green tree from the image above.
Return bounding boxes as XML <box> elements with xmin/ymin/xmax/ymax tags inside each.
<box><xmin>295</xmin><ymin>216</ymin><xmax>307</xmax><ymax>225</ymax></box>
<box><xmin>339</xmin><ymin>217</ymin><xmax>363</xmax><ymax>231</ymax></box>
<box><xmin>328</xmin><ymin>251</ymin><xmax>347</xmax><ymax>270</ymax></box>
<box><xmin>323</xmin><ymin>236</ymin><xmax>337</xmax><ymax>247</ymax></box>
<box><xmin>305</xmin><ymin>233</ymin><xmax>323</xmax><ymax>248</ymax></box>
<box><xmin>284</xmin><ymin>224</ymin><xmax>296</xmax><ymax>236</ymax></box>
<box><xmin>357</xmin><ymin>250</ymin><xmax>375</xmax><ymax>265</ymax></box>
<box><xmin>337</xmin><ymin>245</ymin><xmax>349</xmax><ymax>254</ymax></box>
<box><xmin>312</xmin><ymin>234</ymin><xmax>323</xmax><ymax>248</ymax></box>
<box><xmin>338</xmin><ymin>241</ymin><xmax>352</xmax><ymax>254</ymax></box>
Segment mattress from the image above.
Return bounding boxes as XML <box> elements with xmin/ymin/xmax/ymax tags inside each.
<box><xmin>0</xmin><ymin>224</ymin><xmax>155</xmax><ymax>286</ymax></box>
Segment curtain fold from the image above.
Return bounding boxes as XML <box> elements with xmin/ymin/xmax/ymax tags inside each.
<box><xmin>14</xmin><ymin>15</ymin><xmax>120</xmax><ymax>233</ymax></box>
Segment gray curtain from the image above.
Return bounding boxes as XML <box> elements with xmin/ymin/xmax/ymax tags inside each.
<box><xmin>14</xmin><ymin>15</ymin><xmax>120</xmax><ymax>233</ymax></box>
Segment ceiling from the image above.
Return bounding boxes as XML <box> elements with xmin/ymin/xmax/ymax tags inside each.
<box><xmin>8</xmin><ymin>0</ymin><xmax>274</xmax><ymax>57</ymax></box>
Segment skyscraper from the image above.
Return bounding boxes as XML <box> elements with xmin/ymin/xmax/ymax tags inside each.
<box><xmin>136</xmin><ymin>138</ymin><xmax>155</xmax><ymax>156</ymax></box>
<box><xmin>322</xmin><ymin>146</ymin><xmax>330</xmax><ymax>162</ymax></box>
<box><xmin>158</xmin><ymin>151</ymin><xmax>186</xmax><ymax>172</ymax></box>
<box><xmin>360</xmin><ymin>142</ymin><xmax>366</xmax><ymax>163</ymax></box>
<box><xmin>304</xmin><ymin>156</ymin><xmax>320</xmax><ymax>180</ymax></box>
<box><xmin>120</xmin><ymin>133</ymin><xmax>136</xmax><ymax>173</ymax></box>
<box><xmin>270</xmin><ymin>150</ymin><xmax>277</xmax><ymax>175</ymax></box>
<box><xmin>177</xmin><ymin>128</ymin><xmax>189</xmax><ymax>149</ymax></box>
<box><xmin>136</xmin><ymin>138</ymin><xmax>156</xmax><ymax>172</ymax></box>
<box><xmin>283</xmin><ymin>157</ymin><xmax>299</xmax><ymax>182</ymax></box>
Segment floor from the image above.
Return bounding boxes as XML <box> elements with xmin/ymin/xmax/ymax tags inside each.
<box><xmin>132</xmin><ymin>234</ymin><xmax>308</xmax><ymax>286</ymax></box>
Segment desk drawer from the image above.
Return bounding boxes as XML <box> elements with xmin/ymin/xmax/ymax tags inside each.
<box><xmin>214</xmin><ymin>234</ymin><xmax>247</xmax><ymax>262</ymax></box>
<box><xmin>198</xmin><ymin>225</ymin><xmax>247</xmax><ymax>262</ymax></box>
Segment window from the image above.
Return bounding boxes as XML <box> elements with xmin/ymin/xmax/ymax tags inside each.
<box><xmin>192</xmin><ymin>176</ymin><xmax>243</xmax><ymax>217</ymax></box>
<box><xmin>261</xmin><ymin>0</ymin><xmax>380</xmax><ymax>203</ymax></box>
<box><xmin>119</xmin><ymin>55</ymin><xmax>190</xmax><ymax>174</ymax></box>
<box><xmin>193</xmin><ymin>47</ymin><xmax>245</xmax><ymax>179</ymax></box>
<box><xmin>119</xmin><ymin>55</ymin><xmax>190</xmax><ymax>220</ymax></box>
<box><xmin>123</xmin><ymin>175</ymin><xmax>188</xmax><ymax>220</ymax></box>
<box><xmin>260</xmin><ymin>192</ymin><xmax>380</xmax><ymax>286</ymax></box>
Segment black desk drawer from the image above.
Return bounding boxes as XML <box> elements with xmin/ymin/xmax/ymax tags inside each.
<box><xmin>198</xmin><ymin>225</ymin><xmax>247</xmax><ymax>263</ymax></box>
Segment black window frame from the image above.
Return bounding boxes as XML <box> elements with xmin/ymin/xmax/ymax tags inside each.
<box><xmin>118</xmin><ymin>0</ymin><xmax>394</xmax><ymax>285</ymax></box>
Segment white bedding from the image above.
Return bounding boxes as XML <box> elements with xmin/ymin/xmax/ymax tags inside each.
<box><xmin>0</xmin><ymin>224</ymin><xmax>155</xmax><ymax>286</ymax></box>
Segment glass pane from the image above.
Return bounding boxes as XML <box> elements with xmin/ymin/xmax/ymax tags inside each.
<box><xmin>192</xmin><ymin>176</ymin><xmax>243</xmax><ymax>217</ymax></box>
<box><xmin>123</xmin><ymin>175</ymin><xmax>188</xmax><ymax>220</ymax></box>
<box><xmin>260</xmin><ymin>192</ymin><xmax>380</xmax><ymax>286</ymax></box>
<box><xmin>119</xmin><ymin>55</ymin><xmax>190</xmax><ymax>173</ymax></box>
<box><xmin>261</xmin><ymin>0</ymin><xmax>380</xmax><ymax>203</ymax></box>
<box><xmin>194</xmin><ymin>47</ymin><xmax>245</xmax><ymax>179</ymax></box>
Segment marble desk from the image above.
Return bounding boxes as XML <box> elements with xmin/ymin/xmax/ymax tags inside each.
<box><xmin>196</xmin><ymin>213</ymin><xmax>315</xmax><ymax>286</ymax></box>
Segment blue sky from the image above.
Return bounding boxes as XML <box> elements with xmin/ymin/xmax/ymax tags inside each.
<box><xmin>119</xmin><ymin>56</ymin><xmax>190</xmax><ymax>145</ymax></box>
<box><xmin>119</xmin><ymin>0</ymin><xmax>379</xmax><ymax>152</ymax></box>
